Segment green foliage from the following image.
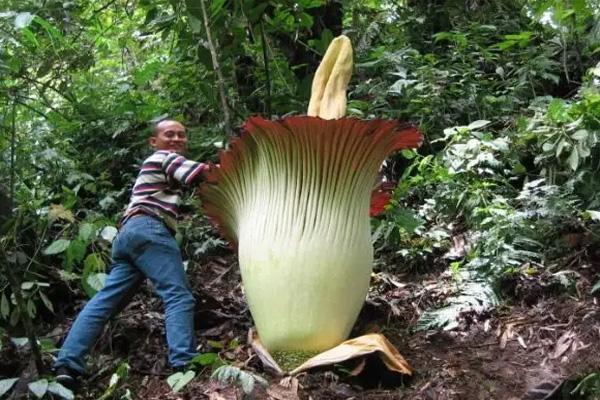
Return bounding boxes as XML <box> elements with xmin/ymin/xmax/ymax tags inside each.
<box><xmin>0</xmin><ymin>0</ymin><xmax>597</xmax><ymax>347</ymax></box>
<box><xmin>211</xmin><ymin>365</ymin><xmax>268</xmax><ymax>397</ymax></box>
<box><xmin>417</xmin><ymin>270</ymin><xmax>499</xmax><ymax>331</ymax></box>
<box><xmin>0</xmin><ymin>378</ymin><xmax>19</xmax><ymax>398</ymax></box>
<box><xmin>592</xmin><ymin>279</ymin><xmax>600</xmax><ymax>294</ymax></box>
<box><xmin>190</xmin><ymin>352</ymin><xmax>222</xmax><ymax>368</ymax></box>
<box><xmin>571</xmin><ymin>372</ymin><xmax>600</xmax><ymax>397</ymax></box>
<box><xmin>167</xmin><ymin>370</ymin><xmax>196</xmax><ymax>393</ymax></box>
<box><xmin>97</xmin><ymin>362</ymin><xmax>131</xmax><ymax>400</ymax></box>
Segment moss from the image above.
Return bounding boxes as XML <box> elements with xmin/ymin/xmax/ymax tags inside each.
<box><xmin>272</xmin><ymin>350</ymin><xmax>320</xmax><ymax>372</ymax></box>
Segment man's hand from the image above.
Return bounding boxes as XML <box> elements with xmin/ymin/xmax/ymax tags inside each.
<box><xmin>202</xmin><ymin>163</ymin><xmax>221</xmax><ymax>184</ymax></box>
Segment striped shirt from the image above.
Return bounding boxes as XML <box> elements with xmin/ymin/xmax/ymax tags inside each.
<box><xmin>122</xmin><ymin>150</ymin><xmax>207</xmax><ymax>232</ymax></box>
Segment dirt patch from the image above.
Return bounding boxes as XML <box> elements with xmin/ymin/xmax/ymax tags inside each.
<box><xmin>1</xmin><ymin>254</ymin><xmax>599</xmax><ymax>399</ymax></box>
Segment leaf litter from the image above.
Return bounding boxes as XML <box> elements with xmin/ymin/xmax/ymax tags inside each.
<box><xmin>1</xmin><ymin>253</ymin><xmax>599</xmax><ymax>399</ymax></box>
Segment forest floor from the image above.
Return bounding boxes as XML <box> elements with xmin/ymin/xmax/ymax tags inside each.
<box><xmin>2</xmin><ymin>252</ymin><xmax>599</xmax><ymax>400</ymax></box>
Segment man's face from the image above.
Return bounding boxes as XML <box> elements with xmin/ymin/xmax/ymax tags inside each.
<box><xmin>149</xmin><ymin>120</ymin><xmax>188</xmax><ymax>153</ymax></box>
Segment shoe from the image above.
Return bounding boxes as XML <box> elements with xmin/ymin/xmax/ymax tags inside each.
<box><xmin>54</xmin><ymin>366</ymin><xmax>80</xmax><ymax>391</ymax></box>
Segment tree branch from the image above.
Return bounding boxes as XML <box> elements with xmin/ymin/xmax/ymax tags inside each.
<box><xmin>199</xmin><ymin>0</ymin><xmax>234</xmax><ymax>136</ymax></box>
<box><xmin>5</xmin><ymin>103</ymin><xmax>44</xmax><ymax>374</ymax></box>
<box><xmin>260</xmin><ymin>20</ymin><xmax>272</xmax><ymax>117</ymax></box>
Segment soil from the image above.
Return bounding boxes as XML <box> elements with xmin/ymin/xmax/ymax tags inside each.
<box><xmin>2</xmin><ymin>253</ymin><xmax>599</xmax><ymax>399</ymax></box>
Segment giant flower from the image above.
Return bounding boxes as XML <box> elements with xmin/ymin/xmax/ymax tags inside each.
<box><xmin>201</xmin><ymin>36</ymin><xmax>422</xmax><ymax>352</ymax></box>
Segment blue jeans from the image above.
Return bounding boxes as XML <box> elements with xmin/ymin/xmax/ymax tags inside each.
<box><xmin>54</xmin><ymin>215</ymin><xmax>197</xmax><ymax>374</ymax></box>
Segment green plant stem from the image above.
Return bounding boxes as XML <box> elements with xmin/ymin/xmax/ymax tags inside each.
<box><xmin>260</xmin><ymin>20</ymin><xmax>272</xmax><ymax>117</ymax></box>
<box><xmin>1</xmin><ymin>254</ymin><xmax>45</xmax><ymax>374</ymax></box>
<box><xmin>5</xmin><ymin>106</ymin><xmax>44</xmax><ymax>374</ymax></box>
<box><xmin>9</xmin><ymin>101</ymin><xmax>16</xmax><ymax>209</ymax></box>
<box><xmin>199</xmin><ymin>0</ymin><xmax>233</xmax><ymax>137</ymax></box>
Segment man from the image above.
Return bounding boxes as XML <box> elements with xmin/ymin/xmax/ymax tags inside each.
<box><xmin>54</xmin><ymin>119</ymin><xmax>208</xmax><ymax>389</ymax></box>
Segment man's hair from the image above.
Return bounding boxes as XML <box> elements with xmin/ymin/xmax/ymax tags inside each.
<box><xmin>150</xmin><ymin>117</ymin><xmax>180</xmax><ymax>137</ymax></box>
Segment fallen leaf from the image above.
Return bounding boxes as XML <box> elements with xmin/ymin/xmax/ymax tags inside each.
<box><xmin>290</xmin><ymin>333</ymin><xmax>412</xmax><ymax>375</ymax></box>
<box><xmin>550</xmin><ymin>330</ymin><xmax>575</xmax><ymax>359</ymax></box>
<box><xmin>516</xmin><ymin>334</ymin><xmax>527</xmax><ymax>349</ymax></box>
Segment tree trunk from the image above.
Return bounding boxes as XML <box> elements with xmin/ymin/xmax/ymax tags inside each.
<box><xmin>199</xmin><ymin>0</ymin><xmax>234</xmax><ymax>137</ymax></box>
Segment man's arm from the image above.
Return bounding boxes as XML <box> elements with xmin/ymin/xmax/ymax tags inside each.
<box><xmin>161</xmin><ymin>152</ymin><xmax>208</xmax><ymax>186</ymax></box>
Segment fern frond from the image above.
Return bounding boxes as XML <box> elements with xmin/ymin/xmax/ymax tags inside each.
<box><xmin>417</xmin><ymin>270</ymin><xmax>498</xmax><ymax>331</ymax></box>
<box><xmin>211</xmin><ymin>365</ymin><xmax>268</xmax><ymax>395</ymax></box>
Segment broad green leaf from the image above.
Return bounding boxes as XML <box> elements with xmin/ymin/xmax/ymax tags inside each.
<box><xmin>400</xmin><ymin>149</ymin><xmax>417</xmax><ymax>159</ymax></box>
<box><xmin>14</xmin><ymin>12</ymin><xmax>34</xmax><ymax>28</ymax></box>
<box><xmin>100</xmin><ymin>226</ymin><xmax>118</xmax><ymax>242</ymax></box>
<box><xmin>548</xmin><ymin>99</ymin><xmax>570</xmax><ymax>123</ymax></box>
<box><xmin>82</xmin><ymin>253</ymin><xmax>107</xmax><ymax>297</ymax></box>
<box><xmin>191</xmin><ymin>352</ymin><xmax>219</xmax><ymax>366</ymax></box>
<box><xmin>393</xmin><ymin>208</ymin><xmax>425</xmax><ymax>234</ymax></box>
<box><xmin>78</xmin><ymin>223</ymin><xmax>96</xmax><ymax>242</ymax></box>
<box><xmin>585</xmin><ymin>210</ymin><xmax>600</xmax><ymax>221</ymax></box>
<box><xmin>513</xmin><ymin>162</ymin><xmax>527</xmax><ymax>175</ymax></box>
<box><xmin>84</xmin><ymin>253</ymin><xmax>105</xmax><ymax>272</ymax></box>
<box><xmin>99</xmin><ymin>196</ymin><xmax>116</xmax><ymax>209</ymax></box>
<box><xmin>1</xmin><ymin>293</ymin><xmax>9</xmax><ymax>318</ymax></box>
<box><xmin>86</xmin><ymin>273</ymin><xmax>107</xmax><ymax>295</ymax></box>
<box><xmin>567</xmin><ymin>147</ymin><xmax>579</xmax><ymax>171</ymax></box>
<box><xmin>0</xmin><ymin>378</ymin><xmax>19</xmax><ymax>397</ymax></box>
<box><xmin>211</xmin><ymin>0</ymin><xmax>226</xmax><ymax>19</ymax></box>
<box><xmin>27</xmin><ymin>299</ymin><xmax>37</xmax><ymax>318</ymax></box>
<box><xmin>28</xmin><ymin>379</ymin><xmax>48</xmax><ymax>399</ymax></box>
<box><xmin>542</xmin><ymin>141</ymin><xmax>554</xmax><ymax>152</ymax></box>
<box><xmin>555</xmin><ymin>139</ymin><xmax>568</xmax><ymax>157</ymax></box>
<box><xmin>110</xmin><ymin>362</ymin><xmax>130</xmax><ymax>385</ymax></box>
<box><xmin>64</xmin><ymin>238</ymin><xmax>87</xmax><ymax>270</ymax></box>
<box><xmin>571</xmin><ymin>129</ymin><xmax>588</xmax><ymax>141</ymax></box>
<box><xmin>166</xmin><ymin>372</ymin><xmax>183</xmax><ymax>388</ymax></box>
<box><xmin>188</xmin><ymin>14</ymin><xmax>202</xmax><ymax>33</ymax></box>
<box><xmin>47</xmin><ymin>382</ymin><xmax>74</xmax><ymax>400</ymax></box>
<box><xmin>467</xmin><ymin>120</ymin><xmax>491</xmax><ymax>130</ymax></box>
<box><xmin>578</xmin><ymin>142</ymin><xmax>591</xmax><ymax>158</ymax></box>
<box><xmin>21</xmin><ymin>27</ymin><xmax>39</xmax><ymax>46</ymax></box>
<box><xmin>211</xmin><ymin>365</ymin><xmax>267</xmax><ymax>395</ymax></box>
<box><xmin>167</xmin><ymin>370</ymin><xmax>195</xmax><ymax>393</ymax></box>
<box><xmin>592</xmin><ymin>280</ymin><xmax>600</xmax><ymax>294</ymax></box>
<box><xmin>43</xmin><ymin>239</ymin><xmax>71</xmax><ymax>255</ymax></box>
<box><xmin>39</xmin><ymin>291</ymin><xmax>54</xmax><ymax>313</ymax></box>
<box><xmin>11</xmin><ymin>337</ymin><xmax>28</xmax><ymax>346</ymax></box>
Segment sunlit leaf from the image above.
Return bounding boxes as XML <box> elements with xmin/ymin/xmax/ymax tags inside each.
<box><xmin>39</xmin><ymin>291</ymin><xmax>54</xmax><ymax>313</ymax></box>
<box><xmin>100</xmin><ymin>226</ymin><xmax>118</xmax><ymax>242</ymax></box>
<box><xmin>167</xmin><ymin>370</ymin><xmax>195</xmax><ymax>393</ymax></box>
<box><xmin>47</xmin><ymin>382</ymin><xmax>74</xmax><ymax>400</ymax></box>
<box><xmin>86</xmin><ymin>273</ymin><xmax>107</xmax><ymax>295</ymax></box>
<box><xmin>11</xmin><ymin>337</ymin><xmax>28</xmax><ymax>346</ymax></box>
<box><xmin>78</xmin><ymin>223</ymin><xmax>96</xmax><ymax>242</ymax></box>
<box><xmin>191</xmin><ymin>352</ymin><xmax>219</xmax><ymax>366</ymax></box>
<box><xmin>43</xmin><ymin>239</ymin><xmax>71</xmax><ymax>255</ymax></box>
<box><xmin>567</xmin><ymin>147</ymin><xmax>579</xmax><ymax>171</ymax></box>
<box><xmin>28</xmin><ymin>379</ymin><xmax>48</xmax><ymax>399</ymax></box>
<box><xmin>591</xmin><ymin>280</ymin><xmax>600</xmax><ymax>294</ymax></box>
<box><xmin>1</xmin><ymin>293</ymin><xmax>9</xmax><ymax>318</ymax></box>
<box><xmin>467</xmin><ymin>120</ymin><xmax>491</xmax><ymax>130</ymax></box>
<box><xmin>0</xmin><ymin>378</ymin><xmax>19</xmax><ymax>397</ymax></box>
<box><xmin>14</xmin><ymin>12</ymin><xmax>34</xmax><ymax>28</ymax></box>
